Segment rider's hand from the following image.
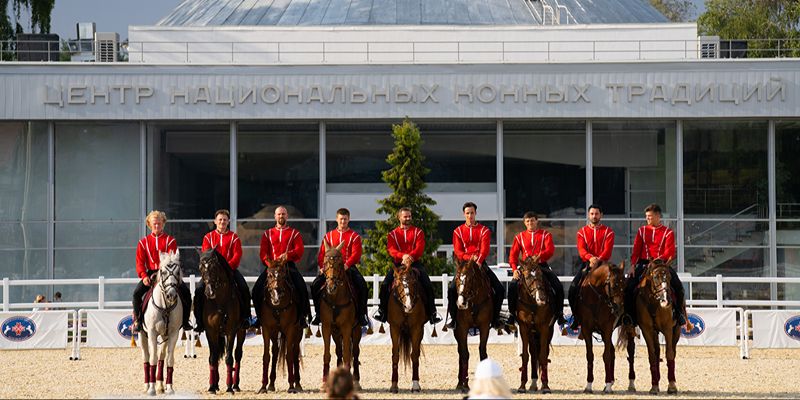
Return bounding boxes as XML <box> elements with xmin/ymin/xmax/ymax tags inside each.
<box><xmin>470</xmin><ymin>255</ymin><xmax>478</xmax><ymax>263</ymax></box>
<box><xmin>279</xmin><ymin>253</ymin><xmax>288</xmax><ymax>262</ymax></box>
<box><xmin>402</xmin><ymin>254</ymin><xmax>412</xmax><ymax>265</ymax></box>
<box><xmin>513</xmin><ymin>270</ymin><xmax>520</xmax><ymax>280</ymax></box>
<box><xmin>590</xmin><ymin>257</ymin><xmax>600</xmax><ymax>268</ymax></box>
<box><xmin>142</xmin><ymin>276</ymin><xmax>151</xmax><ymax>286</ymax></box>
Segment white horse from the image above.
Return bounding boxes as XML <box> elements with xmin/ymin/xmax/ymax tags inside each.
<box><xmin>140</xmin><ymin>250</ymin><xmax>184</xmax><ymax>396</ymax></box>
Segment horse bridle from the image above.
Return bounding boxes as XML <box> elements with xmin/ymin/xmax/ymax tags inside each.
<box><xmin>266</xmin><ymin>263</ymin><xmax>293</xmax><ymax>312</ymax></box>
<box><xmin>520</xmin><ymin>260</ymin><xmax>548</xmax><ymax>306</ymax></box>
<box><xmin>321</xmin><ymin>254</ymin><xmax>352</xmax><ymax>317</ymax></box>
<box><xmin>646</xmin><ymin>261</ymin><xmax>672</xmax><ymax>307</ymax></box>
<box><xmin>152</xmin><ymin>261</ymin><xmax>181</xmax><ymax>334</ymax></box>
<box><xmin>586</xmin><ymin>264</ymin><xmax>625</xmax><ymax>318</ymax></box>
<box><xmin>455</xmin><ymin>261</ymin><xmax>487</xmax><ymax>310</ymax></box>
<box><xmin>392</xmin><ymin>264</ymin><xmax>418</xmax><ymax>313</ymax></box>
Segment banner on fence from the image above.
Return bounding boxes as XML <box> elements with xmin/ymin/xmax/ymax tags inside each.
<box><xmin>0</xmin><ymin>311</ymin><xmax>69</xmax><ymax>349</ymax></box>
<box><xmin>752</xmin><ymin>310</ymin><xmax>800</xmax><ymax>349</ymax></box>
<box><xmin>86</xmin><ymin>309</ymin><xmax>139</xmax><ymax>348</ymax></box>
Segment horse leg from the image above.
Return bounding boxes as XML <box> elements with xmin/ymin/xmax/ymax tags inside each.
<box><xmin>342</xmin><ymin>323</ymin><xmax>353</xmax><ymax>372</ymax></box>
<box><xmin>627</xmin><ymin>331</ymin><xmax>637</xmax><ymax>392</ymax></box>
<box><xmin>286</xmin><ymin>328</ymin><xmax>300</xmax><ymax>393</ymax></box>
<box><xmin>163</xmin><ymin>326</ymin><xmax>181</xmax><ymax>395</ymax></box>
<box><xmin>321</xmin><ymin>322</ymin><xmax>332</xmax><ymax>392</ymax></box>
<box><xmin>583</xmin><ymin>328</ymin><xmax>594</xmax><ymax>393</ymax></box>
<box><xmin>389</xmin><ymin>324</ymin><xmax>400</xmax><ymax>393</ymax></box>
<box><xmin>257</xmin><ymin>329</ymin><xmax>270</xmax><ymax>394</ymax></box>
<box><xmin>530</xmin><ymin>334</ymin><xmax>539</xmax><ymax>392</ymax></box>
<box><xmin>478</xmin><ymin>323</ymin><xmax>489</xmax><ymax>361</ymax></box>
<box><xmin>147</xmin><ymin>331</ymin><xmax>159</xmax><ymax>396</ymax></box>
<box><xmin>352</xmin><ymin>325</ymin><xmax>362</xmax><ymax>391</ymax></box>
<box><xmin>233</xmin><ymin>329</ymin><xmax>245</xmax><ymax>392</ymax></box>
<box><xmin>666</xmin><ymin>325</ymin><xmax>679</xmax><ymax>394</ymax></box>
<box><xmin>539</xmin><ymin>326</ymin><xmax>553</xmax><ymax>394</ymax></box>
<box><xmin>140</xmin><ymin>332</ymin><xmax>150</xmax><ymax>393</ymax></box>
<box><xmin>601</xmin><ymin>327</ymin><xmax>615</xmax><ymax>393</ymax></box>
<box><xmin>225</xmin><ymin>332</ymin><xmax>236</xmax><ymax>393</ymax></box>
<box><xmin>269</xmin><ymin>335</ymin><xmax>279</xmax><ymax>391</ymax></box>
<box><xmin>410</xmin><ymin>323</ymin><xmax>423</xmax><ymax>392</ymax></box>
<box><xmin>294</xmin><ymin>330</ymin><xmax>304</xmax><ymax>392</ymax></box>
<box><xmin>643</xmin><ymin>328</ymin><xmax>660</xmax><ymax>394</ymax></box>
<box><xmin>456</xmin><ymin>325</ymin><xmax>470</xmax><ymax>393</ymax></box>
<box><xmin>518</xmin><ymin>326</ymin><xmax>530</xmax><ymax>393</ymax></box>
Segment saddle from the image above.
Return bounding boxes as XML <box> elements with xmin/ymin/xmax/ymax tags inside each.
<box><xmin>139</xmin><ymin>273</ymin><xmax>158</xmax><ymax>316</ymax></box>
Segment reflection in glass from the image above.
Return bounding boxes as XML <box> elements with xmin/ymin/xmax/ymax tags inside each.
<box><xmin>684</xmin><ymin>247</ymin><xmax>766</xmax><ymax>277</ymax></box>
<box><xmin>416</xmin><ymin>121</ymin><xmax>496</xmax><ymax>184</ymax></box>
<box><xmin>504</xmin><ymin>121</ymin><xmax>585</xmax><ymax>218</ymax></box>
<box><xmin>776</xmin><ymin>121</ymin><xmax>800</xmax><ymax>219</ymax></box>
<box><xmin>327</xmin><ymin>121</ymin><xmax>395</xmax><ymax>185</ymax></box>
<box><xmin>0</xmin><ymin>122</ymin><xmax>48</xmax><ymax>221</ymax></box>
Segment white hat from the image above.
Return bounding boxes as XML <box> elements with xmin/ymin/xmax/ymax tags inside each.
<box><xmin>474</xmin><ymin>358</ymin><xmax>504</xmax><ymax>379</ymax></box>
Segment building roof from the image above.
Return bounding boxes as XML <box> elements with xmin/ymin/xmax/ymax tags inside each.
<box><xmin>156</xmin><ymin>0</ymin><xmax>668</xmax><ymax>27</ymax></box>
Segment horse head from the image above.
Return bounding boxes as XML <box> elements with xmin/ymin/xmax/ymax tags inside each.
<box><xmin>605</xmin><ymin>261</ymin><xmax>626</xmax><ymax>316</ymax></box>
<box><xmin>644</xmin><ymin>258</ymin><xmax>674</xmax><ymax>309</ymax></box>
<box><xmin>157</xmin><ymin>250</ymin><xmax>182</xmax><ymax>307</ymax></box>
<box><xmin>392</xmin><ymin>262</ymin><xmax>418</xmax><ymax>314</ymax></box>
<box><xmin>322</xmin><ymin>241</ymin><xmax>346</xmax><ymax>296</ymax></box>
<box><xmin>454</xmin><ymin>257</ymin><xmax>484</xmax><ymax>310</ymax></box>
<box><xmin>266</xmin><ymin>258</ymin><xmax>291</xmax><ymax>307</ymax></box>
<box><xmin>519</xmin><ymin>256</ymin><xmax>549</xmax><ymax>306</ymax></box>
<box><xmin>198</xmin><ymin>247</ymin><xmax>231</xmax><ymax>300</ymax></box>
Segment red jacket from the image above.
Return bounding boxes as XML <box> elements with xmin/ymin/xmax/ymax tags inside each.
<box><xmin>136</xmin><ymin>233</ymin><xmax>178</xmax><ymax>280</ymax></box>
<box><xmin>317</xmin><ymin>228</ymin><xmax>362</xmax><ymax>270</ymax></box>
<box><xmin>259</xmin><ymin>226</ymin><xmax>304</xmax><ymax>268</ymax></box>
<box><xmin>453</xmin><ymin>223</ymin><xmax>491</xmax><ymax>265</ymax></box>
<box><xmin>508</xmin><ymin>229</ymin><xmax>554</xmax><ymax>272</ymax></box>
<box><xmin>202</xmin><ymin>230</ymin><xmax>242</xmax><ymax>270</ymax></box>
<box><xmin>387</xmin><ymin>226</ymin><xmax>425</xmax><ymax>264</ymax></box>
<box><xmin>631</xmin><ymin>224</ymin><xmax>676</xmax><ymax>265</ymax></box>
<box><xmin>576</xmin><ymin>224</ymin><xmax>614</xmax><ymax>262</ymax></box>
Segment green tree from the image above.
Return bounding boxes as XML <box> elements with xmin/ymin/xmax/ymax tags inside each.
<box><xmin>1</xmin><ymin>0</ymin><xmax>55</xmax><ymax>39</ymax></box>
<box><xmin>649</xmin><ymin>0</ymin><xmax>696</xmax><ymax>22</ymax></box>
<box><xmin>362</xmin><ymin>119</ymin><xmax>448</xmax><ymax>277</ymax></box>
<box><xmin>698</xmin><ymin>0</ymin><xmax>800</xmax><ymax>57</ymax></box>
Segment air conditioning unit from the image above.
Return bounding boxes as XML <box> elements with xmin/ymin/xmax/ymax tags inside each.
<box><xmin>16</xmin><ymin>33</ymin><xmax>60</xmax><ymax>61</ymax></box>
<box><xmin>699</xmin><ymin>35</ymin><xmax>720</xmax><ymax>59</ymax></box>
<box><xmin>95</xmin><ymin>32</ymin><xmax>119</xmax><ymax>62</ymax></box>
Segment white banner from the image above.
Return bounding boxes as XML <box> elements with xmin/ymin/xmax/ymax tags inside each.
<box><xmin>86</xmin><ymin>310</ymin><xmax>139</xmax><ymax>348</ymax></box>
<box><xmin>0</xmin><ymin>311</ymin><xmax>69</xmax><ymax>349</ymax></box>
<box><xmin>677</xmin><ymin>308</ymin><xmax>737</xmax><ymax>346</ymax></box>
<box><xmin>752</xmin><ymin>310</ymin><xmax>800</xmax><ymax>349</ymax></box>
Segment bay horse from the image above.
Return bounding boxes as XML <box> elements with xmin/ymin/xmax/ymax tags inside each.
<box><xmin>319</xmin><ymin>242</ymin><xmax>362</xmax><ymax>392</ymax></box>
<box><xmin>621</xmin><ymin>259</ymin><xmax>681</xmax><ymax>395</ymax></box>
<box><xmin>452</xmin><ymin>258</ymin><xmax>494</xmax><ymax>393</ymax></box>
<box><xmin>256</xmin><ymin>258</ymin><xmax>304</xmax><ymax>394</ymax></box>
<box><xmin>141</xmin><ymin>250</ymin><xmax>183</xmax><ymax>396</ymax></box>
<box><xmin>198</xmin><ymin>248</ymin><xmax>246</xmax><ymax>394</ymax></box>
<box><xmin>575</xmin><ymin>261</ymin><xmax>626</xmax><ymax>394</ymax></box>
<box><xmin>387</xmin><ymin>261</ymin><xmax>426</xmax><ymax>393</ymax></box>
<box><xmin>514</xmin><ymin>257</ymin><xmax>556</xmax><ymax>394</ymax></box>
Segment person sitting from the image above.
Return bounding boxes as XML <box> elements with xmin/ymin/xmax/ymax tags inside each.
<box><xmin>568</xmin><ymin>204</ymin><xmax>614</xmax><ymax>330</ymax></box>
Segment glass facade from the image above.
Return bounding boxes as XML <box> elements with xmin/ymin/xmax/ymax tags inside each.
<box><xmin>1</xmin><ymin>119</ymin><xmax>799</xmax><ymax>305</ymax></box>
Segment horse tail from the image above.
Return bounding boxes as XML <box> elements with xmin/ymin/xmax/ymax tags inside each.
<box><xmin>615</xmin><ymin>324</ymin><xmax>634</xmax><ymax>351</ymax></box>
<box><xmin>277</xmin><ymin>332</ymin><xmax>288</xmax><ymax>373</ymax></box>
<box><xmin>216</xmin><ymin>336</ymin><xmax>226</xmax><ymax>361</ymax></box>
<box><xmin>399</xmin><ymin>326</ymin><xmax>412</xmax><ymax>370</ymax></box>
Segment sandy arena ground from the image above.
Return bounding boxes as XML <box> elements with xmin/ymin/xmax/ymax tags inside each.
<box><xmin>1</xmin><ymin>343</ymin><xmax>798</xmax><ymax>399</ymax></box>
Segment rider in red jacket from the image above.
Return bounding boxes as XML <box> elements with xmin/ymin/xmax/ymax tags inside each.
<box><xmin>568</xmin><ymin>204</ymin><xmax>615</xmax><ymax>329</ymax></box>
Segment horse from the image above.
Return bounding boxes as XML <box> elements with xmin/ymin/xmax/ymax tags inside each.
<box><xmin>140</xmin><ymin>250</ymin><xmax>184</xmax><ymax>396</ymax></box>
<box><xmin>319</xmin><ymin>242</ymin><xmax>362</xmax><ymax>392</ymax></box>
<box><xmin>621</xmin><ymin>259</ymin><xmax>681</xmax><ymax>395</ymax></box>
<box><xmin>574</xmin><ymin>261</ymin><xmax>626</xmax><ymax>394</ymax></box>
<box><xmin>514</xmin><ymin>257</ymin><xmax>556</xmax><ymax>394</ymax></box>
<box><xmin>198</xmin><ymin>248</ymin><xmax>246</xmax><ymax>394</ymax></box>
<box><xmin>256</xmin><ymin>257</ymin><xmax>304</xmax><ymax>394</ymax></box>
<box><xmin>387</xmin><ymin>261</ymin><xmax>426</xmax><ymax>393</ymax></box>
<box><xmin>452</xmin><ymin>258</ymin><xmax>494</xmax><ymax>393</ymax></box>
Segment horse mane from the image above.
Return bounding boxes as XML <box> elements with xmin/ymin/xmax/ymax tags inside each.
<box><xmin>200</xmin><ymin>248</ymin><xmax>233</xmax><ymax>280</ymax></box>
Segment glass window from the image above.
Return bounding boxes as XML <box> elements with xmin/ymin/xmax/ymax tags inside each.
<box><xmin>0</xmin><ymin>122</ymin><xmax>48</xmax><ymax>222</ymax></box>
<box><xmin>238</xmin><ymin>123</ymin><xmax>318</xmax><ymax>219</ymax></box>
<box><xmin>148</xmin><ymin>123</ymin><xmax>230</xmax><ymax>220</ymax></box>
<box><xmin>327</xmin><ymin>121</ymin><xmax>395</xmax><ymax>186</ymax></box>
<box><xmin>416</xmin><ymin>121</ymin><xmax>496</xmax><ymax>184</ymax></box>
<box><xmin>776</xmin><ymin>121</ymin><xmax>800</xmax><ymax>219</ymax></box>
<box><xmin>504</xmin><ymin>121</ymin><xmax>585</xmax><ymax>218</ymax></box>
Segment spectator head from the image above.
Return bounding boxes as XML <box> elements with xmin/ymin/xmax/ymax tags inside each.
<box><xmin>35</xmin><ymin>294</ymin><xmax>46</xmax><ymax>303</ymax></box>
<box><xmin>54</xmin><ymin>292</ymin><xmax>62</xmax><ymax>301</ymax></box>
<box><xmin>468</xmin><ymin>358</ymin><xmax>513</xmax><ymax>399</ymax></box>
<box><xmin>326</xmin><ymin>366</ymin><xmax>358</xmax><ymax>399</ymax></box>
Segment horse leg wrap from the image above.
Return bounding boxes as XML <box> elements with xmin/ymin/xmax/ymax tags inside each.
<box><xmin>148</xmin><ymin>364</ymin><xmax>157</xmax><ymax>384</ymax></box>
<box><xmin>209</xmin><ymin>365</ymin><xmax>217</xmax><ymax>386</ymax></box>
<box><xmin>166</xmin><ymin>367</ymin><xmax>174</xmax><ymax>385</ymax></box>
<box><xmin>323</xmin><ymin>363</ymin><xmax>330</xmax><ymax>382</ymax></box>
<box><xmin>143</xmin><ymin>362</ymin><xmax>150</xmax><ymax>384</ymax></box>
<box><xmin>650</xmin><ymin>364</ymin><xmax>660</xmax><ymax>385</ymax></box>
<box><xmin>226</xmin><ymin>365</ymin><xmax>234</xmax><ymax>387</ymax></box>
<box><xmin>391</xmin><ymin>365</ymin><xmax>399</xmax><ymax>383</ymax></box>
<box><xmin>157</xmin><ymin>360</ymin><xmax>164</xmax><ymax>382</ymax></box>
<box><xmin>667</xmin><ymin>359</ymin><xmax>676</xmax><ymax>382</ymax></box>
<box><xmin>233</xmin><ymin>363</ymin><xmax>240</xmax><ymax>385</ymax></box>
<box><xmin>541</xmin><ymin>364</ymin><xmax>548</xmax><ymax>384</ymax></box>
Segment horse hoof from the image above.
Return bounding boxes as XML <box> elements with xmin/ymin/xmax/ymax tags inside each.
<box><xmin>295</xmin><ymin>383</ymin><xmax>304</xmax><ymax>392</ymax></box>
<box><xmin>517</xmin><ymin>386</ymin><xmax>527</xmax><ymax>394</ymax></box>
<box><xmin>390</xmin><ymin>386</ymin><xmax>398</xmax><ymax>394</ymax></box>
<box><xmin>411</xmin><ymin>380</ymin><xmax>421</xmax><ymax>392</ymax></box>
<box><xmin>268</xmin><ymin>384</ymin><xmax>276</xmax><ymax>392</ymax></box>
<box><xmin>226</xmin><ymin>387</ymin><xmax>235</xmax><ymax>394</ymax></box>
<box><xmin>147</xmin><ymin>388</ymin><xmax>156</xmax><ymax>396</ymax></box>
<box><xmin>165</xmin><ymin>388</ymin><xmax>175</xmax><ymax>395</ymax></box>
<box><xmin>287</xmin><ymin>387</ymin><xmax>297</xmax><ymax>394</ymax></box>
<box><xmin>667</xmin><ymin>382</ymin><xmax>678</xmax><ymax>394</ymax></box>
<box><xmin>628</xmin><ymin>381</ymin><xmax>637</xmax><ymax>393</ymax></box>
<box><xmin>256</xmin><ymin>387</ymin><xmax>267</xmax><ymax>394</ymax></box>
<box><xmin>649</xmin><ymin>386</ymin><xmax>659</xmax><ymax>395</ymax></box>
<box><xmin>542</xmin><ymin>386</ymin><xmax>551</xmax><ymax>394</ymax></box>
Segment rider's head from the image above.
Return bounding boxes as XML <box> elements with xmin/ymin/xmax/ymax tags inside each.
<box><xmin>397</xmin><ymin>207</ymin><xmax>413</xmax><ymax>227</ymax></box>
<box><xmin>587</xmin><ymin>204</ymin><xmax>603</xmax><ymax>226</ymax></box>
<box><xmin>214</xmin><ymin>209</ymin><xmax>230</xmax><ymax>232</ymax></box>
<box><xmin>274</xmin><ymin>206</ymin><xmax>288</xmax><ymax>227</ymax></box>
<box><xmin>463</xmin><ymin>202</ymin><xmax>477</xmax><ymax>226</ymax></box>
<box><xmin>644</xmin><ymin>203</ymin><xmax>662</xmax><ymax>227</ymax></box>
<box><xmin>146</xmin><ymin>210</ymin><xmax>167</xmax><ymax>235</ymax></box>
<box><xmin>336</xmin><ymin>208</ymin><xmax>351</xmax><ymax>231</ymax></box>
<box><xmin>523</xmin><ymin>211</ymin><xmax>539</xmax><ymax>231</ymax></box>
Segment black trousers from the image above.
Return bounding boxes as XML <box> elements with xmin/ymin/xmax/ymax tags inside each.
<box><xmin>132</xmin><ymin>274</ymin><xmax>191</xmax><ymax>325</ymax></box>
<box><xmin>448</xmin><ymin>262</ymin><xmax>504</xmax><ymax>324</ymax></box>
<box><xmin>194</xmin><ymin>269</ymin><xmax>251</xmax><ymax>327</ymax></box>
<box><xmin>507</xmin><ymin>263</ymin><xmax>565</xmax><ymax>320</ymax></box>
<box><xmin>252</xmin><ymin>262</ymin><xmax>310</xmax><ymax>323</ymax></box>
<box><xmin>624</xmin><ymin>260</ymin><xmax>686</xmax><ymax>325</ymax></box>
<box><xmin>311</xmin><ymin>266</ymin><xmax>369</xmax><ymax>321</ymax></box>
<box><xmin>378</xmin><ymin>261</ymin><xmax>437</xmax><ymax>321</ymax></box>
<box><xmin>567</xmin><ymin>261</ymin><xmax>591</xmax><ymax>322</ymax></box>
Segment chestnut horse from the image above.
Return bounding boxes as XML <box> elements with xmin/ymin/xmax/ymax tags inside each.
<box><xmin>198</xmin><ymin>249</ymin><xmax>246</xmax><ymax>394</ymax></box>
<box><xmin>387</xmin><ymin>261</ymin><xmax>427</xmax><ymax>393</ymax></box>
<box><xmin>256</xmin><ymin>258</ymin><xmax>304</xmax><ymax>394</ymax></box>
<box><xmin>574</xmin><ymin>261</ymin><xmax>626</xmax><ymax>394</ymax></box>
<box><xmin>319</xmin><ymin>242</ymin><xmax>362</xmax><ymax>391</ymax></box>
<box><xmin>452</xmin><ymin>258</ymin><xmax>494</xmax><ymax>393</ymax></box>
<box><xmin>514</xmin><ymin>257</ymin><xmax>556</xmax><ymax>394</ymax></box>
<box><xmin>621</xmin><ymin>259</ymin><xmax>681</xmax><ymax>395</ymax></box>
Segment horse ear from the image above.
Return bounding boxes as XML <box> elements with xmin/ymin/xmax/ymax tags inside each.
<box><xmin>174</xmin><ymin>248</ymin><xmax>180</xmax><ymax>260</ymax></box>
<box><xmin>335</xmin><ymin>241</ymin><xmax>344</xmax><ymax>251</ymax></box>
<box><xmin>617</xmin><ymin>260</ymin><xmax>624</xmax><ymax>271</ymax></box>
<box><xmin>324</xmin><ymin>241</ymin><xmax>330</xmax><ymax>252</ymax></box>
<box><xmin>666</xmin><ymin>258</ymin><xmax>675</xmax><ymax>268</ymax></box>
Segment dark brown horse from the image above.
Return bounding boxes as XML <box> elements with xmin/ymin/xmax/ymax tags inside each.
<box><xmin>622</xmin><ymin>259</ymin><xmax>681</xmax><ymax>395</ymax></box>
<box><xmin>197</xmin><ymin>249</ymin><xmax>246</xmax><ymax>394</ymax></box>
<box><xmin>256</xmin><ymin>258</ymin><xmax>304</xmax><ymax>394</ymax></box>
<box><xmin>514</xmin><ymin>257</ymin><xmax>556</xmax><ymax>394</ymax></box>
<box><xmin>319</xmin><ymin>242</ymin><xmax>362</xmax><ymax>392</ymax></box>
<box><xmin>387</xmin><ymin>261</ymin><xmax>426</xmax><ymax>393</ymax></box>
<box><xmin>452</xmin><ymin>258</ymin><xmax>494</xmax><ymax>393</ymax></box>
<box><xmin>574</xmin><ymin>261</ymin><xmax>626</xmax><ymax>394</ymax></box>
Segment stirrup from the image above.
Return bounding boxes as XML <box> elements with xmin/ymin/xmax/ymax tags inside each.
<box><xmin>373</xmin><ymin>310</ymin><xmax>387</xmax><ymax>323</ymax></box>
<box><xmin>311</xmin><ymin>315</ymin><xmax>321</xmax><ymax>326</ymax></box>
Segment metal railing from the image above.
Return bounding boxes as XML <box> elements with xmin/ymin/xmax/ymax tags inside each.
<box><xmin>2</xmin><ymin>38</ymin><xmax>799</xmax><ymax>64</ymax></box>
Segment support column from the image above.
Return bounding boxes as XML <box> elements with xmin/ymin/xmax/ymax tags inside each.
<box><xmin>319</xmin><ymin>121</ymin><xmax>326</xmax><ymax>245</ymax></box>
<box><xmin>768</xmin><ymin>120</ymin><xmax>777</xmax><ymax>303</ymax></box>
<box><xmin>230</xmin><ymin>122</ymin><xmax>237</xmax><ymax>225</ymax></box>
<box><xmin>676</xmin><ymin>120</ymin><xmax>685</xmax><ymax>273</ymax></box>
<box><xmin>496</xmin><ymin>120</ymin><xmax>505</xmax><ymax>264</ymax></box>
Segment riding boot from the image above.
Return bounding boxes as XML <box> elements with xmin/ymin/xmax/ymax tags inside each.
<box><xmin>373</xmin><ymin>272</ymin><xmax>393</xmax><ymax>323</ymax></box>
<box><xmin>193</xmin><ymin>286</ymin><xmax>206</xmax><ymax>333</ymax></box>
<box><xmin>132</xmin><ymin>279</ymin><xmax>148</xmax><ymax>332</ymax></box>
<box><xmin>446</xmin><ymin>282</ymin><xmax>457</xmax><ymax>329</ymax></box>
<box><xmin>506</xmin><ymin>280</ymin><xmax>518</xmax><ymax>325</ymax></box>
<box><xmin>350</xmin><ymin>268</ymin><xmax>370</xmax><ymax>327</ymax></box>
<box><xmin>310</xmin><ymin>274</ymin><xmax>324</xmax><ymax>325</ymax></box>
<box><xmin>670</xmin><ymin>269</ymin><xmax>692</xmax><ymax>330</ymax></box>
<box><xmin>251</xmin><ymin>270</ymin><xmax>267</xmax><ymax>327</ymax></box>
<box><xmin>232</xmin><ymin>270</ymin><xmax>252</xmax><ymax>329</ymax></box>
<box><xmin>568</xmin><ymin>267</ymin><xmax>585</xmax><ymax>330</ymax></box>
<box><xmin>623</xmin><ymin>264</ymin><xmax>645</xmax><ymax>326</ymax></box>
<box><xmin>483</xmin><ymin>266</ymin><xmax>505</xmax><ymax>328</ymax></box>
<box><xmin>178</xmin><ymin>283</ymin><xmax>193</xmax><ymax>331</ymax></box>
<box><xmin>290</xmin><ymin>268</ymin><xmax>310</xmax><ymax>329</ymax></box>
<box><xmin>542</xmin><ymin>265</ymin><xmax>566</xmax><ymax>325</ymax></box>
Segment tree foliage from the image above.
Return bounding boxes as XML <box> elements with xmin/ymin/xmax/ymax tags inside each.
<box><xmin>1</xmin><ymin>0</ymin><xmax>55</xmax><ymax>40</ymax></box>
<box><xmin>698</xmin><ymin>0</ymin><xmax>800</xmax><ymax>56</ymax></box>
<box><xmin>362</xmin><ymin>119</ymin><xmax>447</xmax><ymax>277</ymax></box>
<box><xmin>649</xmin><ymin>0</ymin><xmax>696</xmax><ymax>22</ymax></box>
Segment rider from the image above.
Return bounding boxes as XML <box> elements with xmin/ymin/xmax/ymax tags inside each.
<box><xmin>311</xmin><ymin>208</ymin><xmax>370</xmax><ymax>327</ymax></box>
<box><xmin>373</xmin><ymin>207</ymin><xmax>442</xmax><ymax>326</ymax></box>
<box><xmin>568</xmin><ymin>204</ymin><xmax>615</xmax><ymax>330</ymax></box>
<box><xmin>624</xmin><ymin>203</ymin><xmax>693</xmax><ymax>331</ymax></box>
<box><xmin>194</xmin><ymin>209</ymin><xmax>251</xmax><ymax>333</ymax></box>
<box><xmin>446</xmin><ymin>202</ymin><xmax>505</xmax><ymax>330</ymax></box>
<box><xmin>507</xmin><ymin>212</ymin><xmax>566</xmax><ymax>326</ymax></box>
<box><xmin>252</xmin><ymin>206</ymin><xmax>311</xmax><ymax>328</ymax></box>
<box><xmin>132</xmin><ymin>210</ymin><xmax>192</xmax><ymax>332</ymax></box>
